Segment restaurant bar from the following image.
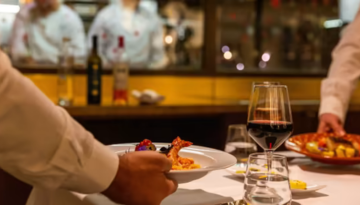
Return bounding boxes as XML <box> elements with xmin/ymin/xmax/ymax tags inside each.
<box><xmin>0</xmin><ymin>0</ymin><xmax>359</xmax><ymax>204</ymax></box>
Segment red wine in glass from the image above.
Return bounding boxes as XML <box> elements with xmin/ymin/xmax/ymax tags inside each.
<box><xmin>247</xmin><ymin>120</ymin><xmax>293</xmax><ymax>151</ymax></box>
<box><xmin>248</xmin><ymin>84</ymin><xmax>293</xmax><ymax>173</ymax></box>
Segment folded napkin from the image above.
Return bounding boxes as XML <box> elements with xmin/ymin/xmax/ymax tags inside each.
<box><xmin>132</xmin><ymin>89</ymin><xmax>165</xmax><ymax>105</ymax></box>
<box><xmin>84</xmin><ymin>170</ymin><xmax>243</xmax><ymax>205</ymax></box>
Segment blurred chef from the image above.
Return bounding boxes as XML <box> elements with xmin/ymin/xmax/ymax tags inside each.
<box><xmin>88</xmin><ymin>0</ymin><xmax>168</xmax><ymax>69</ymax></box>
<box><xmin>10</xmin><ymin>0</ymin><xmax>86</xmax><ymax>64</ymax></box>
<box><xmin>162</xmin><ymin>0</ymin><xmax>204</xmax><ymax>66</ymax></box>
<box><xmin>318</xmin><ymin>9</ymin><xmax>360</xmax><ymax>136</ymax></box>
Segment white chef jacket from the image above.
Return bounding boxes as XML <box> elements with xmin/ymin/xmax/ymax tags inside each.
<box><xmin>0</xmin><ymin>51</ymin><xmax>118</xmax><ymax>194</ymax></box>
<box><xmin>87</xmin><ymin>1</ymin><xmax>168</xmax><ymax>69</ymax></box>
<box><xmin>319</xmin><ymin>10</ymin><xmax>360</xmax><ymax>123</ymax></box>
<box><xmin>10</xmin><ymin>3</ymin><xmax>86</xmax><ymax>64</ymax></box>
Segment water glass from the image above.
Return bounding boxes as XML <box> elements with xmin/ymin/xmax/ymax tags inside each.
<box><xmin>225</xmin><ymin>124</ymin><xmax>257</xmax><ymax>163</ymax></box>
<box><xmin>243</xmin><ymin>153</ymin><xmax>292</xmax><ymax>205</ymax></box>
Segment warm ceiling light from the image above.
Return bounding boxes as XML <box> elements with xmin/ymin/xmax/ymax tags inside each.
<box><xmin>224</xmin><ymin>51</ymin><xmax>232</xmax><ymax>60</ymax></box>
<box><xmin>165</xmin><ymin>35</ymin><xmax>173</xmax><ymax>44</ymax></box>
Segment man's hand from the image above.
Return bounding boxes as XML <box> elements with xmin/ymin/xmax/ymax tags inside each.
<box><xmin>102</xmin><ymin>151</ymin><xmax>178</xmax><ymax>205</ymax></box>
<box><xmin>317</xmin><ymin>113</ymin><xmax>346</xmax><ymax>136</ymax></box>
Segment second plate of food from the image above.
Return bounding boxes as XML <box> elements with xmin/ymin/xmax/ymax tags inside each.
<box><xmin>285</xmin><ymin>133</ymin><xmax>360</xmax><ymax>165</ymax></box>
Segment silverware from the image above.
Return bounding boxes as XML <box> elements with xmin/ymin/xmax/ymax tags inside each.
<box><xmin>219</xmin><ymin>200</ymin><xmax>246</xmax><ymax>205</ymax></box>
<box><xmin>125</xmin><ymin>148</ymin><xmax>131</xmax><ymax>154</ymax></box>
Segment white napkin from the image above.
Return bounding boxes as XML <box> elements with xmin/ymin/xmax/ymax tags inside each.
<box><xmin>83</xmin><ymin>170</ymin><xmax>244</xmax><ymax>205</ymax></box>
<box><xmin>132</xmin><ymin>89</ymin><xmax>165</xmax><ymax>104</ymax></box>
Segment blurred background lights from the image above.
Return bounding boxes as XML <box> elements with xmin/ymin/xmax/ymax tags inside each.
<box><xmin>222</xmin><ymin>45</ymin><xmax>230</xmax><ymax>53</ymax></box>
<box><xmin>224</xmin><ymin>51</ymin><xmax>232</xmax><ymax>60</ymax></box>
<box><xmin>165</xmin><ymin>35</ymin><xmax>173</xmax><ymax>44</ymax></box>
<box><xmin>236</xmin><ymin>63</ymin><xmax>244</xmax><ymax>70</ymax></box>
<box><xmin>261</xmin><ymin>52</ymin><xmax>271</xmax><ymax>62</ymax></box>
<box><xmin>259</xmin><ymin>61</ymin><xmax>267</xmax><ymax>69</ymax></box>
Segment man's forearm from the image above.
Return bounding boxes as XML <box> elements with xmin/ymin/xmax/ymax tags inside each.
<box><xmin>0</xmin><ymin>52</ymin><xmax>118</xmax><ymax>193</ymax></box>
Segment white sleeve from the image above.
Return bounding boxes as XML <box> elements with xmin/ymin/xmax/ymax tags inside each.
<box><xmin>87</xmin><ymin>11</ymin><xmax>109</xmax><ymax>65</ymax></box>
<box><xmin>65</xmin><ymin>12</ymin><xmax>87</xmax><ymax>59</ymax></box>
<box><xmin>149</xmin><ymin>16</ymin><xmax>168</xmax><ymax>69</ymax></box>
<box><xmin>10</xmin><ymin>11</ymin><xmax>29</xmax><ymax>60</ymax></box>
<box><xmin>319</xmin><ymin>10</ymin><xmax>360</xmax><ymax>123</ymax></box>
<box><xmin>0</xmin><ymin>52</ymin><xmax>118</xmax><ymax>194</ymax></box>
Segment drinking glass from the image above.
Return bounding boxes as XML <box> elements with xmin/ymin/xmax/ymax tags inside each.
<box><xmin>252</xmin><ymin>82</ymin><xmax>281</xmax><ymax>86</ymax></box>
<box><xmin>243</xmin><ymin>153</ymin><xmax>292</xmax><ymax>205</ymax></box>
<box><xmin>247</xmin><ymin>85</ymin><xmax>293</xmax><ymax>167</ymax></box>
<box><xmin>225</xmin><ymin>124</ymin><xmax>257</xmax><ymax>164</ymax></box>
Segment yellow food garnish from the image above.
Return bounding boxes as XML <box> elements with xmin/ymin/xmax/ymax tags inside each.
<box><xmin>322</xmin><ymin>151</ymin><xmax>334</xmax><ymax>157</ymax></box>
<box><xmin>306</xmin><ymin>142</ymin><xmax>321</xmax><ymax>154</ymax></box>
<box><xmin>338</xmin><ymin>145</ymin><xmax>346</xmax><ymax>150</ymax></box>
<box><xmin>236</xmin><ymin>170</ymin><xmax>246</xmax><ymax>174</ymax></box>
<box><xmin>290</xmin><ymin>180</ymin><xmax>307</xmax><ymax>190</ymax></box>
<box><xmin>258</xmin><ymin>172</ymin><xmax>277</xmax><ymax>179</ymax></box>
<box><xmin>336</xmin><ymin>149</ymin><xmax>345</xmax><ymax>157</ymax></box>
<box><xmin>345</xmin><ymin>148</ymin><xmax>355</xmax><ymax>158</ymax></box>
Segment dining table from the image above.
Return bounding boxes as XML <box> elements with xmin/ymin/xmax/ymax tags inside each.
<box><xmin>26</xmin><ymin>152</ymin><xmax>360</xmax><ymax>205</ymax></box>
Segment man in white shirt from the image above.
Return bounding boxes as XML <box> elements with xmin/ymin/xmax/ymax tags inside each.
<box><xmin>317</xmin><ymin>10</ymin><xmax>360</xmax><ymax>136</ymax></box>
<box><xmin>88</xmin><ymin>0</ymin><xmax>168</xmax><ymax>69</ymax></box>
<box><xmin>10</xmin><ymin>0</ymin><xmax>86</xmax><ymax>64</ymax></box>
<box><xmin>0</xmin><ymin>50</ymin><xmax>176</xmax><ymax>204</ymax></box>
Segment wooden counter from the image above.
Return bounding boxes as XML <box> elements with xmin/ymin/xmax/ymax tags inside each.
<box><xmin>65</xmin><ymin>104</ymin><xmax>320</xmax><ymax>119</ymax></box>
<box><xmin>65</xmin><ymin>103</ymin><xmax>360</xmax><ymax>119</ymax></box>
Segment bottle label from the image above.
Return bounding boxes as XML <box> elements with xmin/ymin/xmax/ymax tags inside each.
<box><xmin>113</xmin><ymin>62</ymin><xmax>128</xmax><ymax>104</ymax></box>
<box><xmin>114</xmin><ymin>63</ymin><xmax>128</xmax><ymax>90</ymax></box>
<box><xmin>88</xmin><ymin>63</ymin><xmax>102</xmax><ymax>104</ymax></box>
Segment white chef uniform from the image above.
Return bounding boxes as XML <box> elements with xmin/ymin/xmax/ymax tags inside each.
<box><xmin>87</xmin><ymin>0</ymin><xmax>168</xmax><ymax>69</ymax></box>
<box><xmin>10</xmin><ymin>2</ymin><xmax>86</xmax><ymax>64</ymax></box>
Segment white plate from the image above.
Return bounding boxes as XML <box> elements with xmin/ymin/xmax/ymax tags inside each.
<box><xmin>109</xmin><ymin>143</ymin><xmax>237</xmax><ymax>184</ymax></box>
<box><xmin>291</xmin><ymin>184</ymin><xmax>327</xmax><ymax>194</ymax></box>
<box><xmin>226</xmin><ymin>165</ymin><xmax>326</xmax><ymax>194</ymax></box>
<box><xmin>226</xmin><ymin>164</ymin><xmax>247</xmax><ymax>178</ymax></box>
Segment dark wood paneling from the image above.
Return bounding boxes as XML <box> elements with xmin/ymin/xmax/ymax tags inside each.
<box><xmin>0</xmin><ymin>170</ymin><xmax>32</xmax><ymax>205</ymax></box>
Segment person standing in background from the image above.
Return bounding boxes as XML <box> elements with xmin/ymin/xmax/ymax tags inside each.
<box><xmin>88</xmin><ymin>0</ymin><xmax>168</xmax><ymax>69</ymax></box>
<box><xmin>318</xmin><ymin>8</ymin><xmax>360</xmax><ymax>136</ymax></box>
<box><xmin>10</xmin><ymin>0</ymin><xmax>86</xmax><ymax>64</ymax></box>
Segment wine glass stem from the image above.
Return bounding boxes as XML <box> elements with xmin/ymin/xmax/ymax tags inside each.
<box><xmin>265</xmin><ymin>150</ymin><xmax>273</xmax><ymax>173</ymax></box>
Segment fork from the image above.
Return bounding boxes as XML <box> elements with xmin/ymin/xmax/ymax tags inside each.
<box><xmin>125</xmin><ymin>148</ymin><xmax>131</xmax><ymax>154</ymax></box>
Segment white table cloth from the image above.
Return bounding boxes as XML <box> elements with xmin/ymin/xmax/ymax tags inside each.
<box><xmin>26</xmin><ymin>158</ymin><xmax>360</xmax><ymax>205</ymax></box>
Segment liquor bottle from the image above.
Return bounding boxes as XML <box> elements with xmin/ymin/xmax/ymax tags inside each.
<box><xmin>58</xmin><ymin>37</ymin><xmax>74</xmax><ymax>106</ymax></box>
<box><xmin>87</xmin><ymin>36</ymin><xmax>102</xmax><ymax>105</ymax></box>
<box><xmin>113</xmin><ymin>36</ymin><xmax>129</xmax><ymax>105</ymax></box>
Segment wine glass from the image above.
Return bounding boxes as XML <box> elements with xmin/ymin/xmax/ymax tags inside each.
<box><xmin>243</xmin><ymin>153</ymin><xmax>292</xmax><ymax>205</ymax></box>
<box><xmin>225</xmin><ymin>124</ymin><xmax>257</xmax><ymax>164</ymax></box>
<box><xmin>252</xmin><ymin>82</ymin><xmax>281</xmax><ymax>87</ymax></box>
<box><xmin>247</xmin><ymin>85</ymin><xmax>293</xmax><ymax>167</ymax></box>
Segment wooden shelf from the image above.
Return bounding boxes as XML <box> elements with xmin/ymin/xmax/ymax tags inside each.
<box><xmin>64</xmin><ymin>0</ymin><xmax>108</xmax><ymax>4</ymax></box>
<box><xmin>63</xmin><ymin>103</ymin><xmax>331</xmax><ymax>119</ymax></box>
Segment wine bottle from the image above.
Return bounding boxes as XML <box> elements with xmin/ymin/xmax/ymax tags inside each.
<box><xmin>87</xmin><ymin>36</ymin><xmax>102</xmax><ymax>105</ymax></box>
<box><xmin>113</xmin><ymin>36</ymin><xmax>129</xmax><ymax>105</ymax></box>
